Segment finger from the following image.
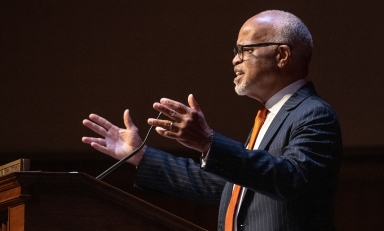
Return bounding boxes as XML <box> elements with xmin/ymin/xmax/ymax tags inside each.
<box><xmin>155</xmin><ymin>126</ymin><xmax>178</xmax><ymax>139</ymax></box>
<box><xmin>155</xmin><ymin>126</ymin><xmax>167</xmax><ymax>134</ymax></box>
<box><xmin>148</xmin><ymin>119</ymin><xmax>173</xmax><ymax>130</ymax></box>
<box><xmin>83</xmin><ymin>119</ymin><xmax>108</xmax><ymax>137</ymax></box>
<box><xmin>159</xmin><ymin>98</ymin><xmax>190</xmax><ymax>114</ymax></box>
<box><xmin>153</xmin><ymin>102</ymin><xmax>182</xmax><ymax>121</ymax></box>
<box><xmin>89</xmin><ymin>114</ymin><xmax>114</xmax><ymax>131</ymax></box>
<box><xmin>82</xmin><ymin>137</ymin><xmax>106</xmax><ymax>146</ymax></box>
<box><xmin>188</xmin><ymin>94</ymin><xmax>201</xmax><ymax>112</ymax></box>
<box><xmin>123</xmin><ymin>109</ymin><xmax>136</xmax><ymax>129</ymax></box>
<box><xmin>90</xmin><ymin>142</ymin><xmax>110</xmax><ymax>155</ymax></box>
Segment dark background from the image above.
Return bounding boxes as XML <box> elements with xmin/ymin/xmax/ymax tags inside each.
<box><xmin>1</xmin><ymin>1</ymin><xmax>383</xmax><ymax>230</ymax></box>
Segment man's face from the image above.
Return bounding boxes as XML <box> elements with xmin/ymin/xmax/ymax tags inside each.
<box><xmin>232</xmin><ymin>17</ymin><xmax>280</xmax><ymax>102</ymax></box>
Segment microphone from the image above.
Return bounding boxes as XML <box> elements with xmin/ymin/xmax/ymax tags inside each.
<box><xmin>96</xmin><ymin>112</ymin><xmax>163</xmax><ymax>180</ymax></box>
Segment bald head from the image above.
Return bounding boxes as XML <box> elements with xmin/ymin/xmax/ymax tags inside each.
<box><xmin>242</xmin><ymin>10</ymin><xmax>313</xmax><ymax>77</ymax></box>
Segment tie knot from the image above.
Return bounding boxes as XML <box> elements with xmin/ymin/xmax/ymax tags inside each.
<box><xmin>256</xmin><ymin>105</ymin><xmax>268</xmax><ymax>119</ymax></box>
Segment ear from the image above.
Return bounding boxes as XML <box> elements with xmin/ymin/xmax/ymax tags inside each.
<box><xmin>276</xmin><ymin>45</ymin><xmax>291</xmax><ymax>68</ymax></box>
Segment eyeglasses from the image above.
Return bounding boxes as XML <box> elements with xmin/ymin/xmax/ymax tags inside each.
<box><xmin>233</xmin><ymin>43</ymin><xmax>287</xmax><ymax>61</ymax></box>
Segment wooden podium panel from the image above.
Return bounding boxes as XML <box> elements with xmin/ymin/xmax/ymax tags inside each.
<box><xmin>0</xmin><ymin>172</ymin><xmax>207</xmax><ymax>231</ymax></box>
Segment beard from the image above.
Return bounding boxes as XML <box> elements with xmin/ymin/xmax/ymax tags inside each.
<box><xmin>234</xmin><ymin>79</ymin><xmax>249</xmax><ymax>96</ymax></box>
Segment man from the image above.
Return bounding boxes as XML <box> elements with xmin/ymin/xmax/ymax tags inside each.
<box><xmin>82</xmin><ymin>10</ymin><xmax>342</xmax><ymax>231</ymax></box>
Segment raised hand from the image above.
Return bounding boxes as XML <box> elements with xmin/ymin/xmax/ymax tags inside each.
<box><xmin>147</xmin><ymin>94</ymin><xmax>213</xmax><ymax>153</ymax></box>
<box><xmin>82</xmin><ymin>109</ymin><xmax>144</xmax><ymax>166</ymax></box>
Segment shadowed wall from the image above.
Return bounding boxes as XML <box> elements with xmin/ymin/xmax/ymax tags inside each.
<box><xmin>1</xmin><ymin>0</ymin><xmax>383</xmax><ymax>152</ymax></box>
<box><xmin>1</xmin><ymin>1</ymin><xmax>383</xmax><ymax>230</ymax></box>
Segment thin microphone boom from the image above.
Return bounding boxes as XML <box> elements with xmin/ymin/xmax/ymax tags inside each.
<box><xmin>96</xmin><ymin>112</ymin><xmax>163</xmax><ymax>180</ymax></box>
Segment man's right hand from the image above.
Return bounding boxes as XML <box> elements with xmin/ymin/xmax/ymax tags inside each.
<box><xmin>82</xmin><ymin>109</ymin><xmax>145</xmax><ymax>166</ymax></box>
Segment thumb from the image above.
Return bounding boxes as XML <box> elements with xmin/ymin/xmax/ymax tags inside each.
<box><xmin>123</xmin><ymin>109</ymin><xmax>134</xmax><ymax>129</ymax></box>
<box><xmin>188</xmin><ymin>94</ymin><xmax>202</xmax><ymax>112</ymax></box>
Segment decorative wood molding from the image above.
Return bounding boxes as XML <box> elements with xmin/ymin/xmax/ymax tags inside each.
<box><xmin>0</xmin><ymin>159</ymin><xmax>30</xmax><ymax>177</ymax></box>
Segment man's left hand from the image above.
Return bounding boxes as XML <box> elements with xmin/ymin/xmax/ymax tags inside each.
<box><xmin>148</xmin><ymin>94</ymin><xmax>213</xmax><ymax>153</ymax></box>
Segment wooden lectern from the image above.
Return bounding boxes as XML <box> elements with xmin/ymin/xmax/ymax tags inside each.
<box><xmin>0</xmin><ymin>171</ymin><xmax>208</xmax><ymax>231</ymax></box>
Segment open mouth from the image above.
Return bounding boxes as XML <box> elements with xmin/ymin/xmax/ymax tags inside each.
<box><xmin>234</xmin><ymin>71</ymin><xmax>244</xmax><ymax>83</ymax></box>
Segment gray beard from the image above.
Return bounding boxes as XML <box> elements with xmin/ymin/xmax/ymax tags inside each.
<box><xmin>235</xmin><ymin>82</ymin><xmax>248</xmax><ymax>96</ymax></box>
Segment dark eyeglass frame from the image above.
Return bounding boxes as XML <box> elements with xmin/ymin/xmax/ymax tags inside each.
<box><xmin>233</xmin><ymin>43</ymin><xmax>288</xmax><ymax>61</ymax></box>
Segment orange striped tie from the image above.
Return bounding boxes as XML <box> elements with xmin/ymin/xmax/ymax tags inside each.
<box><xmin>224</xmin><ymin>105</ymin><xmax>268</xmax><ymax>231</ymax></box>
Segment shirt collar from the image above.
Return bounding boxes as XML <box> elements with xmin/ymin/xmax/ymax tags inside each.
<box><xmin>265</xmin><ymin>79</ymin><xmax>307</xmax><ymax>115</ymax></box>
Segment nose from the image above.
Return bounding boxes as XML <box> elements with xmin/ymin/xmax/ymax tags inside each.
<box><xmin>232</xmin><ymin>54</ymin><xmax>242</xmax><ymax>65</ymax></box>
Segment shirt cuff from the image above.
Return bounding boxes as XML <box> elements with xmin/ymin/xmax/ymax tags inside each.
<box><xmin>200</xmin><ymin>148</ymin><xmax>211</xmax><ymax>169</ymax></box>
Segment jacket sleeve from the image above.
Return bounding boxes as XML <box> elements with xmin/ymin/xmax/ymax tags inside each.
<box><xmin>135</xmin><ymin>147</ymin><xmax>227</xmax><ymax>204</ymax></box>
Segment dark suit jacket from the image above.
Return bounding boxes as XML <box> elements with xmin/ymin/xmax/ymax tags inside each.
<box><xmin>135</xmin><ymin>82</ymin><xmax>342</xmax><ymax>231</ymax></box>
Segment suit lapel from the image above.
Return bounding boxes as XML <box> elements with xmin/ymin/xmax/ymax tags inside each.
<box><xmin>258</xmin><ymin>110</ymin><xmax>290</xmax><ymax>150</ymax></box>
<box><xmin>258</xmin><ymin>82</ymin><xmax>317</xmax><ymax>150</ymax></box>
